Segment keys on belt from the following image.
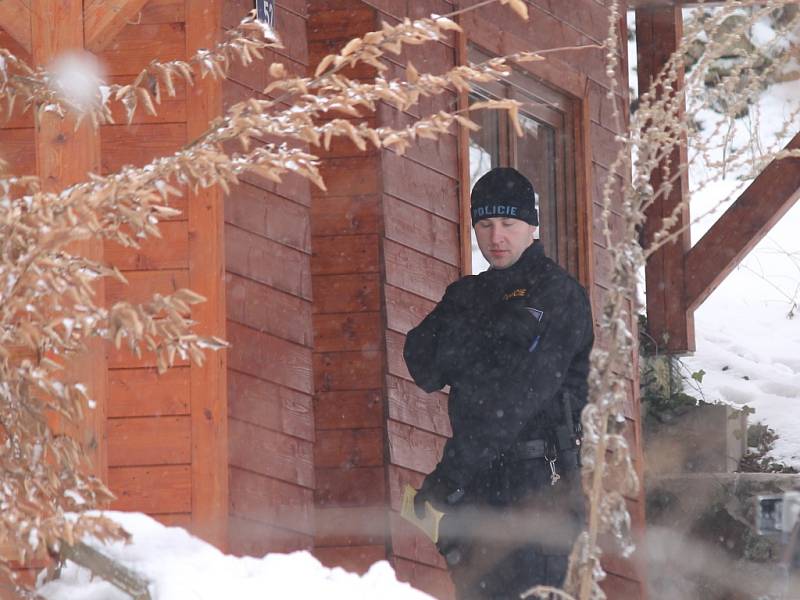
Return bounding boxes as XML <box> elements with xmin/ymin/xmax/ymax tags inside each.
<box><xmin>544</xmin><ymin>445</ymin><xmax>561</xmax><ymax>486</ymax></box>
<box><xmin>512</xmin><ymin>438</ymin><xmax>580</xmax><ymax>486</ymax></box>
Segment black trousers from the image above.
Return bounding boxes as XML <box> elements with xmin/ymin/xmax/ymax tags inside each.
<box><xmin>445</xmin><ymin>451</ymin><xmax>584</xmax><ymax>600</ymax></box>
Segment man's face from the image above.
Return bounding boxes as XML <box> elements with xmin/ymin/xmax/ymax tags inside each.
<box><xmin>474</xmin><ymin>217</ymin><xmax>537</xmax><ymax>269</ymax></box>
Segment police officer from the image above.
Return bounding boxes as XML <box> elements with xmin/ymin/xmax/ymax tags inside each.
<box><xmin>403</xmin><ymin>167</ymin><xmax>594</xmax><ymax>599</ymax></box>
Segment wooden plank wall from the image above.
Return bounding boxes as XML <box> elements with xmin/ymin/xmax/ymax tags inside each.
<box><xmin>99</xmin><ymin>0</ymin><xmax>196</xmax><ymax>533</ymax></box>
<box><xmin>222</xmin><ymin>0</ymin><xmax>316</xmax><ymax>557</ymax></box>
<box><xmin>0</xmin><ymin>38</ymin><xmax>36</xmax><ymax>535</ymax></box>
<box><xmin>307</xmin><ymin>0</ymin><xmax>390</xmax><ymax>576</ymax></box>
<box><xmin>31</xmin><ymin>0</ymin><xmax>109</xmax><ymax>483</ymax></box>
<box><xmin>368</xmin><ymin>1</ymin><xmax>461</xmax><ymax>598</ymax></box>
<box><xmin>308</xmin><ymin>0</ymin><xmax>460</xmax><ymax>595</ymax></box>
<box><xmin>457</xmin><ymin>0</ymin><xmax>647</xmax><ymax>597</ymax></box>
<box><xmin>0</xmin><ymin>0</ymin><xmax>228</xmax><ymax>550</ymax></box>
<box><xmin>0</xmin><ymin>24</ymin><xmax>35</xmax><ymax>178</ymax></box>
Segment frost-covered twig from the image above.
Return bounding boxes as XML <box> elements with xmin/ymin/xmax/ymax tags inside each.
<box><xmin>523</xmin><ymin>585</ymin><xmax>578</xmax><ymax>599</ymax></box>
<box><xmin>566</xmin><ymin>2</ymin><xmax>800</xmax><ymax>599</ymax></box>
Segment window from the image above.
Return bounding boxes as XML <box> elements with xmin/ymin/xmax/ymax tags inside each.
<box><xmin>467</xmin><ymin>47</ymin><xmax>580</xmax><ymax>276</ymax></box>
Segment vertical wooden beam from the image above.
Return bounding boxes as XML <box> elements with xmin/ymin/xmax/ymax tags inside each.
<box><xmin>31</xmin><ymin>0</ymin><xmax>107</xmax><ymax>478</ymax></box>
<box><xmin>455</xmin><ymin>12</ymin><xmax>472</xmax><ymax>276</ymax></box>
<box><xmin>636</xmin><ymin>7</ymin><xmax>694</xmax><ymax>353</ymax></box>
<box><xmin>575</xmin><ymin>86</ymin><xmax>595</xmax><ymax>291</ymax></box>
<box><xmin>186</xmin><ymin>0</ymin><xmax>228</xmax><ymax>549</ymax></box>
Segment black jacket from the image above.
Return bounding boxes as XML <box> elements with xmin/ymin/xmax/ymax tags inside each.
<box><xmin>403</xmin><ymin>243</ymin><xmax>594</xmax><ymax>500</ymax></box>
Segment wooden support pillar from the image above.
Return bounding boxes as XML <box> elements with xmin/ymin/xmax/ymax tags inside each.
<box><xmin>31</xmin><ymin>0</ymin><xmax>108</xmax><ymax>478</ymax></box>
<box><xmin>636</xmin><ymin>6</ymin><xmax>694</xmax><ymax>354</ymax></box>
<box><xmin>186</xmin><ymin>0</ymin><xmax>228</xmax><ymax>550</ymax></box>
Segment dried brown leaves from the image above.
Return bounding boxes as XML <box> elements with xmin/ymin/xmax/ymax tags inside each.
<box><xmin>500</xmin><ymin>0</ymin><xmax>530</xmax><ymax>21</ymax></box>
<box><xmin>0</xmin><ymin>11</ymin><xmax>282</xmax><ymax>128</ymax></box>
<box><xmin>314</xmin><ymin>14</ymin><xmax>462</xmax><ymax>78</ymax></box>
<box><xmin>0</xmin><ymin>181</ymin><xmax>227</xmax><ymax>574</ymax></box>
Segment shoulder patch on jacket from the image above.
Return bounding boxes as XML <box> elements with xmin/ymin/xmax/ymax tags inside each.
<box><xmin>525</xmin><ymin>307</ymin><xmax>544</xmax><ymax>322</ymax></box>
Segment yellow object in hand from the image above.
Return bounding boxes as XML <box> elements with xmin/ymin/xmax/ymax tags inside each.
<box><xmin>400</xmin><ymin>484</ymin><xmax>445</xmax><ymax>543</ymax></box>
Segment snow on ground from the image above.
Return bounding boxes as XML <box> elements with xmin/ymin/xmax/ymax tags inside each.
<box><xmin>38</xmin><ymin>512</ymin><xmax>433</xmax><ymax>600</ymax></box>
<box><xmin>684</xmin><ymin>177</ymin><xmax>800</xmax><ymax>466</ymax></box>
<box><xmin>677</xmin><ymin>67</ymin><xmax>800</xmax><ymax>465</ymax></box>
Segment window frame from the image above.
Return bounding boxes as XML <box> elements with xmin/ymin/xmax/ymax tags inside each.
<box><xmin>460</xmin><ymin>45</ymin><xmax>589</xmax><ymax>283</ymax></box>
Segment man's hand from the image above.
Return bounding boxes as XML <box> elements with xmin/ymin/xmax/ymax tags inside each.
<box><xmin>414</xmin><ymin>475</ymin><xmax>464</xmax><ymax>519</ymax></box>
<box><xmin>412</xmin><ymin>477</ymin><xmax>473</xmax><ymax>565</ymax></box>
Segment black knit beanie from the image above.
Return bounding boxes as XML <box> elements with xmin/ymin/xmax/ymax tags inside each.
<box><xmin>470</xmin><ymin>167</ymin><xmax>538</xmax><ymax>227</ymax></box>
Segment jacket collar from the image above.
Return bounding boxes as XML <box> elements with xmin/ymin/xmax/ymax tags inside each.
<box><xmin>484</xmin><ymin>242</ymin><xmax>544</xmax><ymax>281</ymax></box>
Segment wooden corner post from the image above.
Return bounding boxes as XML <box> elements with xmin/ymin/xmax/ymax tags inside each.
<box><xmin>456</xmin><ymin>12</ymin><xmax>472</xmax><ymax>276</ymax></box>
<box><xmin>186</xmin><ymin>0</ymin><xmax>229</xmax><ymax>549</ymax></box>
<box><xmin>31</xmin><ymin>0</ymin><xmax>108</xmax><ymax>479</ymax></box>
<box><xmin>635</xmin><ymin>6</ymin><xmax>694</xmax><ymax>354</ymax></box>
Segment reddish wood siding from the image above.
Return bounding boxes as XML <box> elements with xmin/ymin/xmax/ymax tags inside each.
<box><xmin>394</xmin><ymin>557</ymin><xmax>455</xmax><ymax>600</ymax></box>
<box><xmin>0</xmin><ymin>0</ymin><xmax>231</xmax><ymax>549</ymax></box>
<box><xmin>315</xmin><ymin>545</ymin><xmax>388</xmax><ymax>575</ymax></box>
<box><xmin>93</xmin><ymin>3</ymin><xmax>192</xmax><ymax>524</ymax></box>
<box><xmin>0</xmin><ymin>128</ymin><xmax>35</xmax><ymax>174</ymax></box>
<box><xmin>229</xmin><ymin>516</ymin><xmax>313</xmax><ymax>557</ymax></box>
<box><xmin>316</xmin><ymin>505</ymin><xmax>387</xmax><ymax>546</ymax></box>
<box><xmin>223</xmin><ymin>0</ymin><xmax>315</xmax><ymax>557</ymax></box>
<box><xmin>101</xmin><ymin>0</ymin><xmax>229</xmax><ymax>540</ymax></box>
<box><xmin>308</xmin><ymin>0</ymin><xmax>391</xmax><ymax>574</ymax></box>
<box><xmin>374</xmin><ymin>4</ymin><xmax>460</xmax><ymax>595</ymax></box>
<box><xmin>108</xmin><ymin>368</ymin><xmax>191</xmax><ymax>418</ymax></box>
<box><xmin>109</xmin><ymin>465</ymin><xmax>192</xmax><ymax>513</ymax></box>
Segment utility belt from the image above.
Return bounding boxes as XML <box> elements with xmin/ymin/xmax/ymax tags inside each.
<box><xmin>513</xmin><ymin>425</ymin><xmax>581</xmax><ymax>460</ymax></box>
<box><xmin>510</xmin><ymin>391</ymin><xmax>584</xmax><ymax>485</ymax></box>
<box><xmin>511</xmin><ymin>424</ymin><xmax>582</xmax><ymax>486</ymax></box>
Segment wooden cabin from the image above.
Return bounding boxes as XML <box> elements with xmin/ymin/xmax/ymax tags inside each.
<box><xmin>2</xmin><ymin>1</ymin><xmax>745</xmax><ymax>598</ymax></box>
